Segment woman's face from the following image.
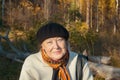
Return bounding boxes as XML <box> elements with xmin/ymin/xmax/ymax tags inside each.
<box><xmin>41</xmin><ymin>37</ymin><xmax>68</xmax><ymax>61</ymax></box>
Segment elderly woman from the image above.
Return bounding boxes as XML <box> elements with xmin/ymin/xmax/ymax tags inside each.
<box><xmin>19</xmin><ymin>22</ymin><xmax>93</xmax><ymax>80</ymax></box>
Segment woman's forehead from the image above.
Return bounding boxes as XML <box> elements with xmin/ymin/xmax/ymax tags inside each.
<box><xmin>44</xmin><ymin>37</ymin><xmax>64</xmax><ymax>41</ymax></box>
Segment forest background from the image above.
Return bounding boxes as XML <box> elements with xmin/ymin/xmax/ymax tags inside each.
<box><xmin>0</xmin><ymin>0</ymin><xmax>120</xmax><ymax>80</ymax></box>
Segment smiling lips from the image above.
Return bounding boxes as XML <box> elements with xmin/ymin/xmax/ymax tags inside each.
<box><xmin>54</xmin><ymin>51</ymin><xmax>62</xmax><ymax>54</ymax></box>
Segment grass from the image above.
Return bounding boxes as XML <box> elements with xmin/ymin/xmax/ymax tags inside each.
<box><xmin>0</xmin><ymin>57</ymin><xmax>22</xmax><ymax>80</ymax></box>
<box><xmin>109</xmin><ymin>50</ymin><xmax>120</xmax><ymax>67</ymax></box>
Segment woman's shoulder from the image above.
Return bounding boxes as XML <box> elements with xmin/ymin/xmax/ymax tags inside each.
<box><xmin>68</xmin><ymin>51</ymin><xmax>78</xmax><ymax>62</ymax></box>
<box><xmin>69</xmin><ymin>51</ymin><xmax>87</xmax><ymax>64</ymax></box>
<box><xmin>69</xmin><ymin>51</ymin><xmax>79</xmax><ymax>58</ymax></box>
<box><xmin>23</xmin><ymin>52</ymin><xmax>42</xmax><ymax>64</ymax></box>
<box><xmin>25</xmin><ymin>52</ymin><xmax>40</xmax><ymax>59</ymax></box>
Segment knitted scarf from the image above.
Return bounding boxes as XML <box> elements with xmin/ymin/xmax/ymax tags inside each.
<box><xmin>41</xmin><ymin>49</ymin><xmax>70</xmax><ymax>80</ymax></box>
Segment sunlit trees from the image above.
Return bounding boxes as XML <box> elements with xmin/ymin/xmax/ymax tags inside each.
<box><xmin>0</xmin><ymin>0</ymin><xmax>119</xmax><ymax>53</ymax></box>
<box><xmin>0</xmin><ymin>1</ymin><xmax>120</xmax><ymax>80</ymax></box>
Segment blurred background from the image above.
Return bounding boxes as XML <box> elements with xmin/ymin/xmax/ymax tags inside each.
<box><xmin>0</xmin><ymin>0</ymin><xmax>120</xmax><ymax>80</ymax></box>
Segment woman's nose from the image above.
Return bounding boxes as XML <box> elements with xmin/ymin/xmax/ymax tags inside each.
<box><xmin>53</xmin><ymin>41</ymin><xmax>59</xmax><ymax>49</ymax></box>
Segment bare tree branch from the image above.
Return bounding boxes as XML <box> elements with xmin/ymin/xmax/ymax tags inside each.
<box><xmin>0</xmin><ymin>29</ymin><xmax>30</xmax><ymax>60</ymax></box>
<box><xmin>83</xmin><ymin>49</ymin><xmax>111</xmax><ymax>64</ymax></box>
<box><xmin>89</xmin><ymin>61</ymin><xmax>120</xmax><ymax>80</ymax></box>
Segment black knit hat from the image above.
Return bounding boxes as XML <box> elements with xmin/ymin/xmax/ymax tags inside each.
<box><xmin>36</xmin><ymin>22</ymin><xmax>69</xmax><ymax>45</ymax></box>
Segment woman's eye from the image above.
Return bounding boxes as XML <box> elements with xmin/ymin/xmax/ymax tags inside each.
<box><xmin>58</xmin><ymin>38</ymin><xmax>63</xmax><ymax>41</ymax></box>
<box><xmin>47</xmin><ymin>41</ymin><xmax>52</xmax><ymax>44</ymax></box>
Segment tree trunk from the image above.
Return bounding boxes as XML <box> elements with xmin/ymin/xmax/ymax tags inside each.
<box><xmin>44</xmin><ymin>0</ymin><xmax>51</xmax><ymax>21</ymax></box>
<box><xmin>113</xmin><ymin>0</ymin><xmax>118</xmax><ymax>34</ymax></box>
<box><xmin>86</xmin><ymin>0</ymin><xmax>90</xmax><ymax>27</ymax></box>
<box><xmin>2</xmin><ymin>0</ymin><xmax>5</xmax><ymax>22</ymax></box>
<box><xmin>96</xmin><ymin>0</ymin><xmax>99</xmax><ymax>32</ymax></box>
<box><xmin>90</xmin><ymin>0</ymin><xmax>93</xmax><ymax>28</ymax></box>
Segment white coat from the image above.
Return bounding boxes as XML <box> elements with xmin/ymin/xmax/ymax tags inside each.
<box><xmin>19</xmin><ymin>51</ymin><xmax>93</xmax><ymax>80</ymax></box>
